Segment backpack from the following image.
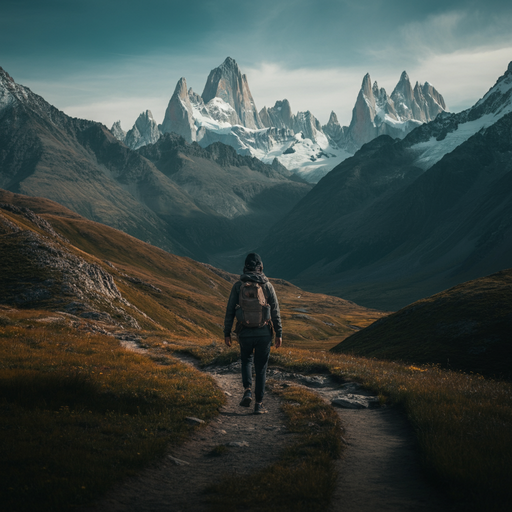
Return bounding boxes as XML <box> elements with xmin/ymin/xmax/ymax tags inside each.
<box><xmin>236</xmin><ymin>281</ymin><xmax>271</xmax><ymax>329</ymax></box>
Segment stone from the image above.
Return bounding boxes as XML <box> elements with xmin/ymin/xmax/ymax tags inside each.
<box><xmin>331</xmin><ymin>397</ymin><xmax>368</xmax><ymax>409</ymax></box>
<box><xmin>185</xmin><ymin>417</ymin><xmax>205</xmax><ymax>425</ymax></box>
<box><xmin>331</xmin><ymin>394</ymin><xmax>380</xmax><ymax>409</ymax></box>
<box><xmin>226</xmin><ymin>441</ymin><xmax>249</xmax><ymax>448</ymax></box>
<box><xmin>168</xmin><ymin>455</ymin><xmax>190</xmax><ymax>466</ymax></box>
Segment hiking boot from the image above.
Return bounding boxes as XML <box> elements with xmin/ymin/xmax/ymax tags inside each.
<box><xmin>239</xmin><ymin>389</ymin><xmax>252</xmax><ymax>407</ymax></box>
<box><xmin>254</xmin><ymin>402</ymin><xmax>268</xmax><ymax>415</ymax></box>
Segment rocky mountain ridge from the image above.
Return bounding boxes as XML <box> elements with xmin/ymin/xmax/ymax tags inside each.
<box><xmin>0</xmin><ymin>66</ymin><xmax>310</xmax><ymax>266</ymax></box>
<box><xmin>257</xmin><ymin>61</ymin><xmax>512</xmax><ymax>310</ymax></box>
<box><xmin>0</xmin><ymin>202</ymin><xmax>141</xmax><ymax>328</ymax></box>
<box><xmin>112</xmin><ymin>58</ymin><xmax>446</xmax><ymax>183</ymax></box>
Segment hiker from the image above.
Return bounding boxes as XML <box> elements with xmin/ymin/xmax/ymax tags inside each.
<box><xmin>224</xmin><ymin>253</ymin><xmax>283</xmax><ymax>414</ymax></box>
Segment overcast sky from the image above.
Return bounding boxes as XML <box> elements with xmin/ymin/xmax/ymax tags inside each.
<box><xmin>1</xmin><ymin>0</ymin><xmax>512</xmax><ymax>129</ymax></box>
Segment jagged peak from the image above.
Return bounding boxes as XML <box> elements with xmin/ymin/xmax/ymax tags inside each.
<box><xmin>0</xmin><ymin>66</ymin><xmax>14</xmax><ymax>83</ymax></box>
<box><xmin>508</xmin><ymin>61</ymin><xmax>512</xmax><ymax>74</ymax></box>
<box><xmin>274</xmin><ymin>98</ymin><xmax>291</xmax><ymax>107</ymax></box>
<box><xmin>174</xmin><ymin>77</ymin><xmax>188</xmax><ymax>96</ymax></box>
<box><xmin>361</xmin><ymin>73</ymin><xmax>373</xmax><ymax>98</ymax></box>
<box><xmin>399</xmin><ymin>71</ymin><xmax>410</xmax><ymax>83</ymax></box>
<box><xmin>138</xmin><ymin>110</ymin><xmax>154</xmax><ymax>120</ymax></box>
<box><xmin>221</xmin><ymin>56</ymin><xmax>238</xmax><ymax>69</ymax></box>
<box><xmin>327</xmin><ymin>111</ymin><xmax>339</xmax><ymax>125</ymax></box>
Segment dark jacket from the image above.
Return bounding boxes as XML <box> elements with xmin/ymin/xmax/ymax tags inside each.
<box><xmin>224</xmin><ymin>272</ymin><xmax>283</xmax><ymax>339</ymax></box>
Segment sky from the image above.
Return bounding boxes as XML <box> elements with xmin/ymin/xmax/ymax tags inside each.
<box><xmin>1</xmin><ymin>0</ymin><xmax>512</xmax><ymax>129</ymax></box>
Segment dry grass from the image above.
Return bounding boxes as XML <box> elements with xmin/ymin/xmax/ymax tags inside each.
<box><xmin>270</xmin><ymin>347</ymin><xmax>512</xmax><ymax>512</ymax></box>
<box><xmin>206</xmin><ymin>383</ymin><xmax>343</xmax><ymax>512</ymax></box>
<box><xmin>0</xmin><ymin>307</ymin><xmax>224</xmax><ymax>512</ymax></box>
<box><xmin>177</xmin><ymin>341</ymin><xmax>512</xmax><ymax>511</ymax></box>
<box><xmin>332</xmin><ymin>269</ymin><xmax>512</xmax><ymax>380</ymax></box>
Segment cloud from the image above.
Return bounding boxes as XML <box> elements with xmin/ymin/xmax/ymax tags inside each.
<box><xmin>245</xmin><ymin>62</ymin><xmax>365</xmax><ymax>125</ymax></box>
<box><xmin>408</xmin><ymin>47</ymin><xmax>512</xmax><ymax>112</ymax></box>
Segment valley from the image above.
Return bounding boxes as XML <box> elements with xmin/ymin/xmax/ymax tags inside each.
<box><xmin>1</xmin><ymin>54</ymin><xmax>512</xmax><ymax>512</ymax></box>
<box><xmin>1</xmin><ymin>188</ymin><xmax>511</xmax><ymax>512</ymax></box>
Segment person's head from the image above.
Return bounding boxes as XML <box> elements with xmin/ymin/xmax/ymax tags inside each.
<box><xmin>244</xmin><ymin>253</ymin><xmax>263</xmax><ymax>273</ymax></box>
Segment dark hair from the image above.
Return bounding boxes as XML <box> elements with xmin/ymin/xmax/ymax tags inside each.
<box><xmin>244</xmin><ymin>253</ymin><xmax>263</xmax><ymax>272</ymax></box>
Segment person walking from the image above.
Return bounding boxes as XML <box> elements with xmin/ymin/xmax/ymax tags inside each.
<box><xmin>224</xmin><ymin>253</ymin><xmax>282</xmax><ymax>414</ymax></box>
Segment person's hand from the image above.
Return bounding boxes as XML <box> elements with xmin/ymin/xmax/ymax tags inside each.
<box><xmin>274</xmin><ymin>337</ymin><xmax>282</xmax><ymax>349</ymax></box>
<box><xmin>224</xmin><ymin>336</ymin><xmax>232</xmax><ymax>347</ymax></box>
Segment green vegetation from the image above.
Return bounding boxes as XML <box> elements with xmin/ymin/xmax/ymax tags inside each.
<box><xmin>0</xmin><ymin>308</ymin><xmax>224</xmax><ymax>512</ymax></box>
<box><xmin>206</xmin><ymin>383</ymin><xmax>343</xmax><ymax>512</ymax></box>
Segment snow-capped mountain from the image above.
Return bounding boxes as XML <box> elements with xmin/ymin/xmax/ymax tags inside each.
<box><xmin>257</xmin><ymin>61</ymin><xmax>512</xmax><ymax>311</ymax></box>
<box><xmin>405</xmin><ymin>61</ymin><xmax>512</xmax><ymax>170</ymax></box>
<box><xmin>341</xmin><ymin>71</ymin><xmax>446</xmax><ymax>152</ymax></box>
<box><xmin>112</xmin><ymin>58</ymin><xmax>446</xmax><ymax>183</ymax></box>
<box><xmin>201</xmin><ymin>57</ymin><xmax>263</xmax><ymax>129</ymax></box>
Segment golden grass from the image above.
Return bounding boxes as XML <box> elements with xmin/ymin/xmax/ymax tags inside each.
<box><xmin>174</xmin><ymin>341</ymin><xmax>512</xmax><ymax>511</ymax></box>
<box><xmin>206</xmin><ymin>383</ymin><xmax>343</xmax><ymax>512</ymax></box>
<box><xmin>270</xmin><ymin>348</ymin><xmax>512</xmax><ymax>512</ymax></box>
<box><xmin>0</xmin><ymin>308</ymin><xmax>224</xmax><ymax>512</ymax></box>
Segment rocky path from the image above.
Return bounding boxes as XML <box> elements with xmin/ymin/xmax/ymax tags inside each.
<box><xmin>84</xmin><ymin>359</ymin><xmax>298</xmax><ymax>512</ymax></box>
<box><xmin>86</xmin><ymin>341</ymin><xmax>453</xmax><ymax>511</ymax></box>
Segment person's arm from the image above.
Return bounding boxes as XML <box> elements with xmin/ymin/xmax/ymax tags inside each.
<box><xmin>267</xmin><ymin>283</ymin><xmax>283</xmax><ymax>348</ymax></box>
<box><xmin>224</xmin><ymin>282</ymin><xmax>239</xmax><ymax>346</ymax></box>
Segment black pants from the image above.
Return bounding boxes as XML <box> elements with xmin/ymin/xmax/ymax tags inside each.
<box><xmin>239</xmin><ymin>335</ymin><xmax>272</xmax><ymax>403</ymax></box>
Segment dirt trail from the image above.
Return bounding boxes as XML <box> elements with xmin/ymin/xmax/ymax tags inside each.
<box><xmin>84</xmin><ymin>361</ymin><xmax>297</xmax><ymax>512</ymax></box>
<box><xmin>309</xmin><ymin>386</ymin><xmax>453</xmax><ymax>512</ymax></box>
<box><xmin>85</xmin><ymin>346</ymin><xmax>454</xmax><ymax>512</ymax></box>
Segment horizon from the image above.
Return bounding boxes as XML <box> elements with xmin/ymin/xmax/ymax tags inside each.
<box><xmin>1</xmin><ymin>0</ymin><xmax>512</xmax><ymax>129</ymax></box>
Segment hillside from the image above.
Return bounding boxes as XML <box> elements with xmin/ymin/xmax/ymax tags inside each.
<box><xmin>0</xmin><ymin>189</ymin><xmax>384</xmax><ymax>347</ymax></box>
<box><xmin>332</xmin><ymin>269</ymin><xmax>512</xmax><ymax>379</ymax></box>
<box><xmin>259</xmin><ymin>63</ymin><xmax>512</xmax><ymax>310</ymax></box>
<box><xmin>137</xmin><ymin>133</ymin><xmax>311</xmax><ymax>256</ymax></box>
<box><xmin>0</xmin><ymin>67</ymin><xmax>310</xmax><ymax>266</ymax></box>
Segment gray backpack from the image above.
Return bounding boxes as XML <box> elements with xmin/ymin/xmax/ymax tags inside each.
<box><xmin>236</xmin><ymin>281</ymin><xmax>271</xmax><ymax>328</ymax></box>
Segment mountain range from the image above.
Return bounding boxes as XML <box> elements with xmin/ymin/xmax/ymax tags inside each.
<box><xmin>1</xmin><ymin>59</ymin><xmax>511</xmax><ymax>312</ymax></box>
<box><xmin>112</xmin><ymin>57</ymin><xmax>446</xmax><ymax>183</ymax></box>
<box><xmin>258</xmin><ymin>62</ymin><xmax>512</xmax><ymax>310</ymax></box>
<box><xmin>0</xmin><ymin>65</ymin><xmax>310</xmax><ymax>265</ymax></box>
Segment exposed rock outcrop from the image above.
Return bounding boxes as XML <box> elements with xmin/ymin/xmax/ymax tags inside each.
<box><xmin>161</xmin><ymin>77</ymin><xmax>197</xmax><ymax>142</ymax></box>
<box><xmin>0</xmin><ymin>208</ymin><xmax>140</xmax><ymax>328</ymax></box>
<box><xmin>201</xmin><ymin>57</ymin><xmax>263</xmax><ymax>130</ymax></box>
<box><xmin>110</xmin><ymin>120</ymin><xmax>127</xmax><ymax>143</ymax></box>
<box><xmin>322</xmin><ymin>111</ymin><xmax>347</xmax><ymax>147</ymax></box>
<box><xmin>125</xmin><ymin>110</ymin><xmax>161</xmax><ymax>149</ymax></box>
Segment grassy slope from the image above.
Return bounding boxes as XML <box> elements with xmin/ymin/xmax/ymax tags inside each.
<box><xmin>2</xmin><ymin>190</ymin><xmax>512</xmax><ymax>511</ymax></box>
<box><xmin>0</xmin><ymin>190</ymin><xmax>383</xmax><ymax>510</ymax></box>
<box><xmin>332</xmin><ymin>269</ymin><xmax>512</xmax><ymax>379</ymax></box>
<box><xmin>0</xmin><ymin>307</ymin><xmax>224</xmax><ymax>512</ymax></box>
<box><xmin>0</xmin><ymin>189</ymin><xmax>385</xmax><ymax>345</ymax></box>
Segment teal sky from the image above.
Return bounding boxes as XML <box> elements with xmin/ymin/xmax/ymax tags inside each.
<box><xmin>1</xmin><ymin>0</ymin><xmax>512</xmax><ymax>128</ymax></box>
